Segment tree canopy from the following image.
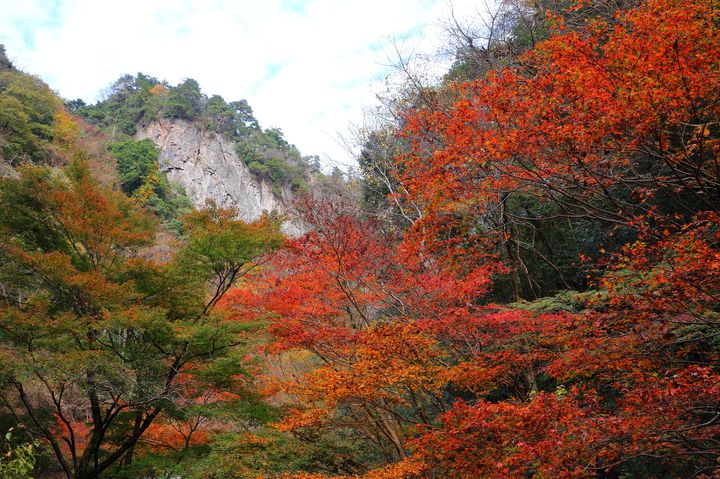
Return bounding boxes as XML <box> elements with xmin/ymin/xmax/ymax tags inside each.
<box><xmin>1</xmin><ymin>1</ymin><xmax>720</xmax><ymax>477</ymax></box>
<box><xmin>0</xmin><ymin>160</ymin><xmax>283</xmax><ymax>479</ymax></box>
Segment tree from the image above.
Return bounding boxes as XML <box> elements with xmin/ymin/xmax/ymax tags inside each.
<box><xmin>0</xmin><ymin>70</ymin><xmax>61</xmax><ymax>164</ymax></box>
<box><xmin>355</xmin><ymin>0</ymin><xmax>720</xmax><ymax>476</ymax></box>
<box><xmin>109</xmin><ymin>138</ymin><xmax>160</xmax><ymax>194</ymax></box>
<box><xmin>65</xmin><ymin>99</ymin><xmax>87</xmax><ymax>113</ymax></box>
<box><xmin>205</xmin><ymin>95</ymin><xmax>235</xmax><ymax>135</ymax></box>
<box><xmin>229</xmin><ymin>99</ymin><xmax>260</xmax><ymax>132</ymax></box>
<box><xmin>163</xmin><ymin>78</ymin><xmax>203</xmax><ymax>120</ymax></box>
<box><xmin>109</xmin><ymin>138</ymin><xmax>192</xmax><ymax>232</ymax></box>
<box><xmin>391</xmin><ymin>0</ymin><xmax>720</xmax><ymax>300</ymax></box>
<box><xmin>224</xmin><ymin>194</ymin><xmax>500</xmax><ymax>474</ymax></box>
<box><xmin>0</xmin><ymin>44</ymin><xmax>14</xmax><ymax>71</ymax></box>
<box><xmin>231</xmin><ymin>1</ymin><xmax>720</xmax><ymax>477</ymax></box>
<box><xmin>0</xmin><ymin>160</ymin><xmax>283</xmax><ymax>479</ymax></box>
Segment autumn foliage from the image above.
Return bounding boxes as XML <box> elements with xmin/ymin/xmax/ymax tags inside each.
<box><xmin>221</xmin><ymin>0</ymin><xmax>720</xmax><ymax>478</ymax></box>
<box><xmin>1</xmin><ymin>0</ymin><xmax>720</xmax><ymax>477</ymax></box>
<box><xmin>0</xmin><ymin>156</ymin><xmax>282</xmax><ymax>478</ymax></box>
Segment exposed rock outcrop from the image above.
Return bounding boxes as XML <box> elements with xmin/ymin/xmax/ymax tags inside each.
<box><xmin>136</xmin><ymin>120</ymin><xmax>301</xmax><ymax>234</ymax></box>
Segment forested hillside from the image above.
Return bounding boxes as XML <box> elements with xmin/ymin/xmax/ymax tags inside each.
<box><xmin>72</xmin><ymin>74</ymin><xmax>321</xmax><ymax>193</ymax></box>
<box><xmin>1</xmin><ymin>0</ymin><xmax>719</xmax><ymax>478</ymax></box>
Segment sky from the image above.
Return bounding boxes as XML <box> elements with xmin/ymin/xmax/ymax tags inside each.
<box><xmin>0</xmin><ymin>0</ymin><xmax>486</xmax><ymax>169</ymax></box>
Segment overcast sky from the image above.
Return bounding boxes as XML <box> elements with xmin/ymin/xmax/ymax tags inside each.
<box><xmin>0</xmin><ymin>0</ymin><xmax>482</xmax><ymax>168</ymax></box>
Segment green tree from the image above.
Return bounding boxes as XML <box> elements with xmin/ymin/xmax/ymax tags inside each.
<box><xmin>0</xmin><ymin>44</ymin><xmax>14</xmax><ymax>71</ymax></box>
<box><xmin>109</xmin><ymin>139</ymin><xmax>193</xmax><ymax>231</ymax></box>
<box><xmin>110</xmin><ymin>138</ymin><xmax>160</xmax><ymax>194</ymax></box>
<box><xmin>229</xmin><ymin>99</ymin><xmax>259</xmax><ymax>132</ymax></box>
<box><xmin>74</xmin><ymin>73</ymin><xmax>164</xmax><ymax>137</ymax></box>
<box><xmin>0</xmin><ymin>160</ymin><xmax>283</xmax><ymax>479</ymax></box>
<box><xmin>163</xmin><ymin>78</ymin><xmax>202</xmax><ymax>120</ymax></box>
<box><xmin>0</xmin><ymin>70</ymin><xmax>60</xmax><ymax>163</ymax></box>
<box><xmin>205</xmin><ymin>94</ymin><xmax>235</xmax><ymax>134</ymax></box>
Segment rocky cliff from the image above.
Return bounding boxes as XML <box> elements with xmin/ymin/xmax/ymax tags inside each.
<box><xmin>136</xmin><ymin>119</ymin><xmax>297</xmax><ymax>231</ymax></box>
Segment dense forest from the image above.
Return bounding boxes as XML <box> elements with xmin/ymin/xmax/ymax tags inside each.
<box><xmin>0</xmin><ymin>0</ymin><xmax>719</xmax><ymax>478</ymax></box>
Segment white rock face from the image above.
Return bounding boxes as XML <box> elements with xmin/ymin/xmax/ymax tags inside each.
<box><xmin>136</xmin><ymin>119</ymin><xmax>300</xmax><ymax>233</ymax></box>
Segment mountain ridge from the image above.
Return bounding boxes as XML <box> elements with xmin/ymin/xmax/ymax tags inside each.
<box><xmin>135</xmin><ymin>118</ymin><xmax>303</xmax><ymax>235</ymax></box>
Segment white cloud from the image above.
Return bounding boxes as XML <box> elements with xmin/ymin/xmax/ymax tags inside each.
<box><xmin>0</xmin><ymin>0</ymin><xmax>485</xmax><ymax>168</ymax></box>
